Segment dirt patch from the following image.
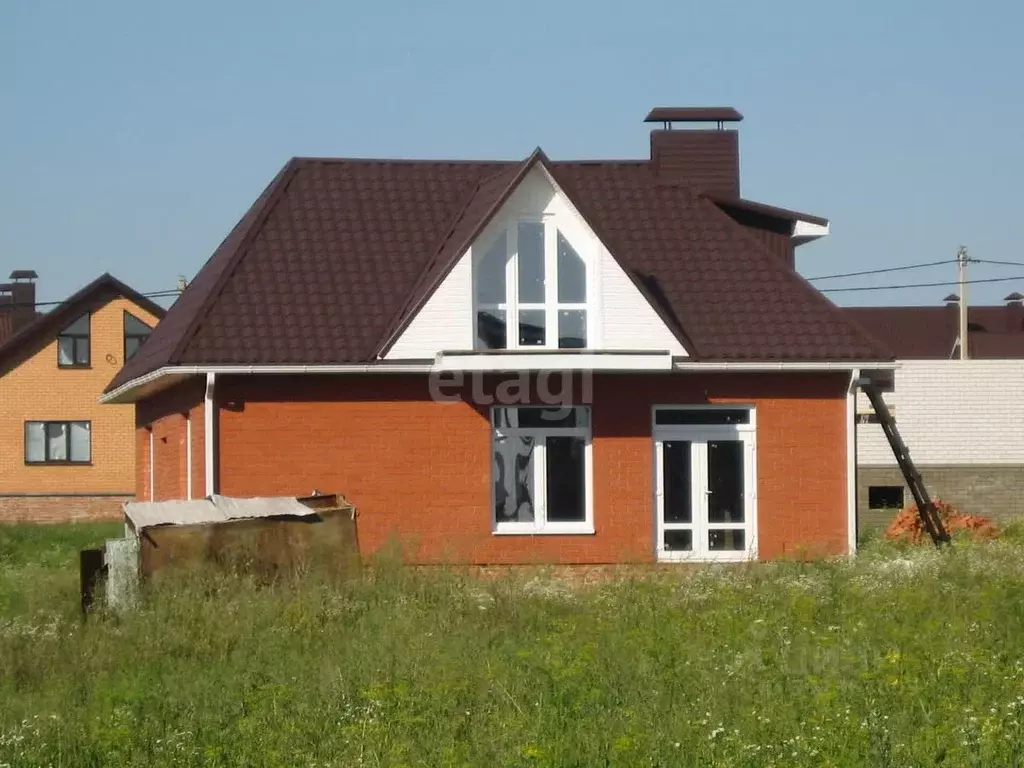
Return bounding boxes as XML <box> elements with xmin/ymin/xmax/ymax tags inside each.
<box><xmin>885</xmin><ymin>499</ymin><xmax>999</xmax><ymax>544</ymax></box>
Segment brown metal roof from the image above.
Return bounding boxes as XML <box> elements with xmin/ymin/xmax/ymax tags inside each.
<box><xmin>844</xmin><ymin>306</ymin><xmax>1024</xmax><ymax>359</ymax></box>
<box><xmin>644</xmin><ymin>107</ymin><xmax>743</xmax><ymax>123</ymax></box>
<box><xmin>0</xmin><ymin>311</ymin><xmax>11</xmax><ymax>346</ymax></box>
<box><xmin>105</xmin><ymin>152</ymin><xmax>888</xmax><ymax>394</ymax></box>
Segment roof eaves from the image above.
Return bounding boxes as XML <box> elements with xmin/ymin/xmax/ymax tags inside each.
<box><xmin>710</xmin><ymin>196</ymin><xmax>829</xmax><ymax>228</ymax></box>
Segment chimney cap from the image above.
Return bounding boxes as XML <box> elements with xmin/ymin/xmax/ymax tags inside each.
<box><xmin>644</xmin><ymin>107</ymin><xmax>743</xmax><ymax>125</ymax></box>
<box><xmin>943</xmin><ymin>293</ymin><xmax>960</xmax><ymax>303</ymax></box>
<box><xmin>1005</xmin><ymin>292</ymin><xmax>1024</xmax><ymax>302</ymax></box>
<box><xmin>9</xmin><ymin>269</ymin><xmax>38</xmax><ymax>281</ymax></box>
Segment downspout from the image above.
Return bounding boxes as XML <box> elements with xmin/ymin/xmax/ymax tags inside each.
<box><xmin>846</xmin><ymin>368</ymin><xmax>860</xmax><ymax>555</ymax></box>
<box><xmin>185</xmin><ymin>413</ymin><xmax>193</xmax><ymax>500</ymax></box>
<box><xmin>148</xmin><ymin>428</ymin><xmax>155</xmax><ymax>502</ymax></box>
<box><xmin>204</xmin><ymin>373</ymin><xmax>216</xmax><ymax>497</ymax></box>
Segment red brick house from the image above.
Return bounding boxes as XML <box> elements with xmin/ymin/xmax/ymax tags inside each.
<box><xmin>103</xmin><ymin>107</ymin><xmax>893</xmax><ymax>564</ymax></box>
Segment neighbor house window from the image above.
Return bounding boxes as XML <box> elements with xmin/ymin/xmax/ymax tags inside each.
<box><xmin>474</xmin><ymin>222</ymin><xmax>589</xmax><ymax>351</ymax></box>
<box><xmin>25</xmin><ymin>421</ymin><xmax>91</xmax><ymax>464</ymax></box>
<box><xmin>57</xmin><ymin>314</ymin><xmax>90</xmax><ymax>367</ymax></box>
<box><xmin>491</xmin><ymin>406</ymin><xmax>592</xmax><ymax>533</ymax></box>
<box><xmin>868</xmin><ymin>485</ymin><xmax>904</xmax><ymax>510</ymax></box>
<box><xmin>124</xmin><ymin>311</ymin><xmax>153</xmax><ymax>361</ymax></box>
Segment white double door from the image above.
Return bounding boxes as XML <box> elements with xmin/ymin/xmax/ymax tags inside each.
<box><xmin>654</xmin><ymin>426</ymin><xmax>755</xmax><ymax>561</ymax></box>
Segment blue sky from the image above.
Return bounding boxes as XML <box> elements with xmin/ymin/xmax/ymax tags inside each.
<box><xmin>3</xmin><ymin>0</ymin><xmax>1022</xmax><ymax>309</ymax></box>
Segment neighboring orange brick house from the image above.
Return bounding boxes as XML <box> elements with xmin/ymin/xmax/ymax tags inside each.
<box><xmin>104</xmin><ymin>106</ymin><xmax>894</xmax><ymax>563</ymax></box>
<box><xmin>0</xmin><ymin>272</ymin><xmax>165</xmax><ymax>522</ymax></box>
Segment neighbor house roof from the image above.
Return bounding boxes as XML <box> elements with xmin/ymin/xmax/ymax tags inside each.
<box><xmin>0</xmin><ymin>273</ymin><xmax>168</xmax><ymax>373</ymax></box>
<box><xmin>844</xmin><ymin>306</ymin><xmax>1024</xmax><ymax>359</ymax></box>
<box><xmin>0</xmin><ymin>312</ymin><xmax>13</xmax><ymax>346</ymax></box>
<box><xmin>0</xmin><ymin>310</ymin><xmax>44</xmax><ymax>346</ymax></box>
<box><xmin>107</xmin><ymin>151</ymin><xmax>892</xmax><ymax>393</ymax></box>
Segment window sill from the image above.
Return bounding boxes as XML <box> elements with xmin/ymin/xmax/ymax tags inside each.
<box><xmin>24</xmin><ymin>461</ymin><xmax>93</xmax><ymax>467</ymax></box>
<box><xmin>493</xmin><ymin>526</ymin><xmax>595</xmax><ymax>536</ymax></box>
<box><xmin>657</xmin><ymin>552</ymin><xmax>755</xmax><ymax>563</ymax></box>
<box><xmin>57</xmin><ymin>365</ymin><xmax>92</xmax><ymax>370</ymax></box>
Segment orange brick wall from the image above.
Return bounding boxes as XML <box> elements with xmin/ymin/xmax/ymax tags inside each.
<box><xmin>136</xmin><ymin>379</ymin><xmax>205</xmax><ymax>502</ymax></box>
<box><xmin>0</xmin><ymin>296</ymin><xmax>162</xmax><ymax>522</ymax></box>
<box><xmin>0</xmin><ymin>495</ymin><xmax>129</xmax><ymax>523</ymax></box>
<box><xmin>135</xmin><ymin>372</ymin><xmax>849</xmax><ymax>564</ymax></box>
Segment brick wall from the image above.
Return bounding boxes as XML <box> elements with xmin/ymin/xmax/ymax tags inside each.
<box><xmin>857</xmin><ymin>359</ymin><xmax>1024</xmax><ymax>465</ymax></box>
<box><xmin>134</xmin><ymin>371</ymin><xmax>849</xmax><ymax>565</ymax></box>
<box><xmin>858</xmin><ymin>465</ymin><xmax>1024</xmax><ymax>530</ymax></box>
<box><xmin>0</xmin><ymin>296</ymin><xmax>161</xmax><ymax>501</ymax></box>
<box><xmin>136</xmin><ymin>379</ymin><xmax>205</xmax><ymax>502</ymax></box>
<box><xmin>0</xmin><ymin>495</ymin><xmax>129</xmax><ymax>524</ymax></box>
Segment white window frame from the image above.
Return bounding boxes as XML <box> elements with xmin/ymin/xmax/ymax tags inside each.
<box><xmin>652</xmin><ymin>405</ymin><xmax>758</xmax><ymax>562</ymax></box>
<box><xmin>491</xmin><ymin>406</ymin><xmax>594</xmax><ymax>535</ymax></box>
<box><xmin>473</xmin><ymin>217</ymin><xmax>591</xmax><ymax>351</ymax></box>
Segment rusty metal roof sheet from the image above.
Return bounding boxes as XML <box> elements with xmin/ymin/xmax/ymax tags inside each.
<box><xmin>123</xmin><ymin>494</ymin><xmax>316</xmax><ymax>531</ymax></box>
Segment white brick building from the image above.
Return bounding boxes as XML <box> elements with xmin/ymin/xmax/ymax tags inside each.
<box><xmin>848</xmin><ymin>303</ymin><xmax>1024</xmax><ymax>527</ymax></box>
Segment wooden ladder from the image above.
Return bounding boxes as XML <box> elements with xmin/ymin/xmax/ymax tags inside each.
<box><xmin>861</xmin><ymin>380</ymin><xmax>951</xmax><ymax>546</ymax></box>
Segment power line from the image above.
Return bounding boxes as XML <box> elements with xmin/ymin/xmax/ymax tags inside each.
<box><xmin>806</xmin><ymin>259</ymin><xmax>957</xmax><ymax>282</ymax></box>
<box><xmin>975</xmin><ymin>258</ymin><xmax>1024</xmax><ymax>269</ymax></box>
<box><xmin>0</xmin><ymin>288</ymin><xmax>181</xmax><ymax>311</ymax></box>
<box><xmin>820</xmin><ymin>275</ymin><xmax>1024</xmax><ymax>293</ymax></box>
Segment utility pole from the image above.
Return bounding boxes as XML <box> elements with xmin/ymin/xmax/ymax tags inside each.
<box><xmin>957</xmin><ymin>246</ymin><xmax>970</xmax><ymax>360</ymax></box>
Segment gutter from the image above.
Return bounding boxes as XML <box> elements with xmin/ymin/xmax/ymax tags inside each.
<box><xmin>672</xmin><ymin>360</ymin><xmax>895</xmax><ymax>372</ymax></box>
<box><xmin>101</xmin><ymin>358</ymin><xmax>898</xmax><ymax>404</ymax></box>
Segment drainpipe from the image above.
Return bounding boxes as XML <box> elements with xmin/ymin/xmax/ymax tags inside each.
<box><xmin>204</xmin><ymin>373</ymin><xmax>216</xmax><ymax>497</ymax></box>
<box><xmin>846</xmin><ymin>368</ymin><xmax>860</xmax><ymax>556</ymax></box>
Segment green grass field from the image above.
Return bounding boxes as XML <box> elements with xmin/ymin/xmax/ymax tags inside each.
<box><xmin>3</xmin><ymin>523</ymin><xmax>1024</xmax><ymax>767</ymax></box>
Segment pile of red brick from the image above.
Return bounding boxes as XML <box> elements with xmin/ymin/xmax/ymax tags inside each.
<box><xmin>885</xmin><ymin>499</ymin><xmax>999</xmax><ymax>544</ymax></box>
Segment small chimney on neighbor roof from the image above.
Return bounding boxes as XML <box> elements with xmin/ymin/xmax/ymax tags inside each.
<box><xmin>645</xmin><ymin>107</ymin><xmax>743</xmax><ymax>198</ymax></box>
<box><xmin>1004</xmin><ymin>292</ymin><xmax>1024</xmax><ymax>332</ymax></box>
<box><xmin>0</xmin><ymin>269</ymin><xmax>38</xmax><ymax>334</ymax></box>
<box><xmin>943</xmin><ymin>293</ymin><xmax>959</xmax><ymax>307</ymax></box>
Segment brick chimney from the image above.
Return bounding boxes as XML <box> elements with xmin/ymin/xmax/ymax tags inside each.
<box><xmin>646</xmin><ymin>107</ymin><xmax>743</xmax><ymax>197</ymax></box>
<box><xmin>0</xmin><ymin>270</ymin><xmax>39</xmax><ymax>334</ymax></box>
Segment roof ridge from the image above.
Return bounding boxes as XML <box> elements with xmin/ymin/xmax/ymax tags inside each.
<box><xmin>165</xmin><ymin>160</ymin><xmax>302</xmax><ymax>366</ymax></box>
<box><xmin>294</xmin><ymin>156</ymin><xmax>522</xmax><ymax>166</ymax></box>
<box><xmin>285</xmin><ymin>157</ymin><xmax>649</xmax><ymax>167</ymax></box>
<box><xmin>696</xmin><ymin>197</ymin><xmax>892</xmax><ymax>359</ymax></box>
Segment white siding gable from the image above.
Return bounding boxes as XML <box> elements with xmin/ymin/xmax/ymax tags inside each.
<box><xmin>385</xmin><ymin>165</ymin><xmax>687</xmax><ymax>360</ymax></box>
<box><xmin>386</xmin><ymin>256</ymin><xmax>472</xmax><ymax>359</ymax></box>
<box><xmin>857</xmin><ymin>359</ymin><xmax>1024</xmax><ymax>465</ymax></box>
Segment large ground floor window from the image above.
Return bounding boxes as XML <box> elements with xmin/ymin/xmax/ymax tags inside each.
<box><xmin>491</xmin><ymin>406</ymin><xmax>593</xmax><ymax>534</ymax></box>
<box><xmin>653</xmin><ymin>406</ymin><xmax>756</xmax><ymax>561</ymax></box>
